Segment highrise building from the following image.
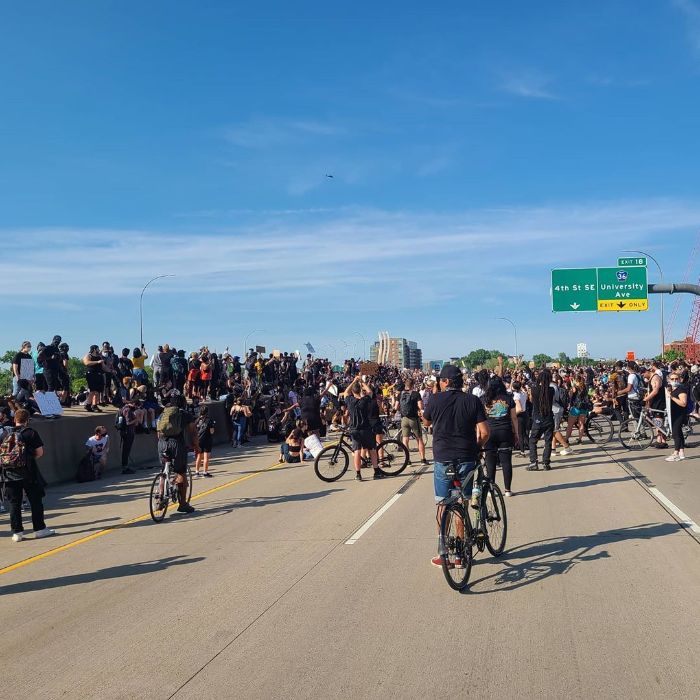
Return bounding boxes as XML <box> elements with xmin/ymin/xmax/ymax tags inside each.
<box><xmin>370</xmin><ymin>334</ymin><xmax>423</xmax><ymax>369</ymax></box>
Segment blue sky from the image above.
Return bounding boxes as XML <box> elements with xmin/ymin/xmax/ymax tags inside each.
<box><xmin>1</xmin><ymin>1</ymin><xmax>698</xmax><ymax>362</ymax></box>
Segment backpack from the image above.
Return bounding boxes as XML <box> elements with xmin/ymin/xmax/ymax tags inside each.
<box><xmin>399</xmin><ymin>391</ymin><xmax>418</xmax><ymax>418</ymax></box>
<box><xmin>0</xmin><ymin>430</ymin><xmax>28</xmax><ymax>472</ymax></box>
<box><xmin>115</xmin><ymin>408</ymin><xmax>128</xmax><ymax>433</ymax></box>
<box><xmin>157</xmin><ymin>406</ymin><xmax>183</xmax><ymax>437</ymax></box>
<box><xmin>76</xmin><ymin>454</ymin><xmax>96</xmax><ymax>483</ymax></box>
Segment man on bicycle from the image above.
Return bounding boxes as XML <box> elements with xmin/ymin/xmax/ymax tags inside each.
<box><xmin>156</xmin><ymin>393</ymin><xmax>199</xmax><ymax>514</ymax></box>
<box><xmin>422</xmin><ymin>364</ymin><xmax>489</xmax><ymax>568</ymax></box>
<box><xmin>342</xmin><ymin>375</ymin><xmax>382</xmax><ymax>481</ymax></box>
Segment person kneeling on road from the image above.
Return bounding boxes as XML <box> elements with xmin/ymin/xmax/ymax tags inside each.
<box><xmin>343</xmin><ymin>375</ymin><xmax>382</xmax><ymax>481</ymax></box>
<box><xmin>156</xmin><ymin>393</ymin><xmax>198</xmax><ymax>514</ymax></box>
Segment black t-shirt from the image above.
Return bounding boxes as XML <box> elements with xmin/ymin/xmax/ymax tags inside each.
<box><xmin>484</xmin><ymin>393</ymin><xmax>515</xmax><ymax>429</ymax></box>
<box><xmin>399</xmin><ymin>390</ymin><xmax>421</xmax><ymax>418</ymax></box>
<box><xmin>2</xmin><ymin>426</ymin><xmax>43</xmax><ymax>482</ymax></box>
<box><xmin>346</xmin><ymin>395</ymin><xmax>371</xmax><ymax>431</ymax></box>
<box><xmin>671</xmin><ymin>383</ymin><xmax>689</xmax><ymax>419</ymax></box>
<box><xmin>86</xmin><ymin>352</ymin><xmax>103</xmax><ymax>374</ymax></box>
<box><xmin>59</xmin><ymin>350</ymin><xmax>70</xmax><ymax>373</ymax></box>
<box><xmin>12</xmin><ymin>352</ymin><xmax>33</xmax><ymax>378</ymax></box>
<box><xmin>531</xmin><ymin>386</ymin><xmax>555</xmax><ymax>421</ymax></box>
<box><xmin>42</xmin><ymin>344</ymin><xmax>61</xmax><ymax>372</ymax></box>
<box><xmin>423</xmin><ymin>390</ymin><xmax>487</xmax><ymax>462</ymax></box>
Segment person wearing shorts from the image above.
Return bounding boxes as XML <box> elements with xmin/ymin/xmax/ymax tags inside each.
<box><xmin>343</xmin><ymin>376</ymin><xmax>382</xmax><ymax>481</ymax></box>
<box><xmin>395</xmin><ymin>379</ymin><xmax>427</xmax><ymax>465</ymax></box>
<box><xmin>422</xmin><ymin>364</ymin><xmax>488</xmax><ymax>568</ymax></box>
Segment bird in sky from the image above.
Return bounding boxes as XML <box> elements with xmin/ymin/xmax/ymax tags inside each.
<box><xmin>325</xmin><ymin>174</ymin><xmax>334</xmax><ymax>178</ymax></box>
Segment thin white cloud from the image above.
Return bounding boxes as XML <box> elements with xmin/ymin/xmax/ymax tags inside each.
<box><xmin>223</xmin><ymin>118</ymin><xmax>346</xmax><ymax>149</ymax></box>
<box><xmin>1</xmin><ymin>199</ymin><xmax>696</xmax><ymax>304</ymax></box>
<box><xmin>500</xmin><ymin>70</ymin><xmax>558</xmax><ymax>99</ymax></box>
<box><xmin>673</xmin><ymin>0</ymin><xmax>700</xmax><ymax>54</ymax></box>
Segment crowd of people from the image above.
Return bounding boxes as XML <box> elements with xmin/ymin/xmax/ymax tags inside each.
<box><xmin>2</xmin><ymin>333</ymin><xmax>698</xmax><ymax>548</ymax></box>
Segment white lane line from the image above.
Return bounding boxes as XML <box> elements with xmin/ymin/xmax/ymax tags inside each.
<box><xmin>345</xmin><ymin>494</ymin><xmax>402</xmax><ymax>545</ymax></box>
<box><xmin>647</xmin><ymin>487</ymin><xmax>700</xmax><ymax>535</ymax></box>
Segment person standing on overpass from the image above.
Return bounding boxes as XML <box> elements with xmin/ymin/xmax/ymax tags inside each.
<box><xmin>422</xmin><ymin>364</ymin><xmax>488</xmax><ymax>568</ymax></box>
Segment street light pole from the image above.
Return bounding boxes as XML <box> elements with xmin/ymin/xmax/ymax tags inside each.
<box><xmin>243</xmin><ymin>329</ymin><xmax>265</xmax><ymax>360</ymax></box>
<box><xmin>140</xmin><ymin>275</ymin><xmax>175</xmax><ymax>349</ymax></box>
<box><xmin>497</xmin><ymin>317</ymin><xmax>518</xmax><ymax>365</ymax></box>
<box><xmin>622</xmin><ymin>249</ymin><xmax>664</xmax><ymax>359</ymax></box>
<box><xmin>351</xmin><ymin>331</ymin><xmax>366</xmax><ymax>360</ymax></box>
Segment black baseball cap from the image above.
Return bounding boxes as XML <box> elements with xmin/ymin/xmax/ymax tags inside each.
<box><xmin>439</xmin><ymin>364</ymin><xmax>462</xmax><ymax>380</ymax></box>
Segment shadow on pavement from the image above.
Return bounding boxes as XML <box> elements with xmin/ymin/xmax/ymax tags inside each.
<box><xmin>514</xmin><ymin>476</ymin><xmax>632</xmax><ymax>497</ymax></box>
<box><xmin>467</xmin><ymin>522</ymin><xmax>680</xmax><ymax>595</ymax></box>
<box><xmin>0</xmin><ymin>554</ymin><xmax>205</xmax><ymax>596</ymax></box>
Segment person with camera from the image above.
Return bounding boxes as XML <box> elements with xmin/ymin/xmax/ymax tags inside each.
<box><xmin>1</xmin><ymin>408</ymin><xmax>55</xmax><ymax>542</ymax></box>
<box><xmin>342</xmin><ymin>375</ymin><xmax>382</xmax><ymax>481</ymax></box>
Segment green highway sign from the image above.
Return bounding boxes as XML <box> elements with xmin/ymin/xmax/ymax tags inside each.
<box><xmin>618</xmin><ymin>256</ymin><xmax>647</xmax><ymax>267</ymax></box>
<box><xmin>597</xmin><ymin>266</ymin><xmax>648</xmax><ymax>311</ymax></box>
<box><xmin>552</xmin><ymin>266</ymin><xmax>648</xmax><ymax>312</ymax></box>
<box><xmin>551</xmin><ymin>268</ymin><xmax>598</xmax><ymax>312</ymax></box>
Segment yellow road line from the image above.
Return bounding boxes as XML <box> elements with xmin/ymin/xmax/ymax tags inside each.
<box><xmin>0</xmin><ymin>461</ymin><xmax>286</xmax><ymax>577</ymax></box>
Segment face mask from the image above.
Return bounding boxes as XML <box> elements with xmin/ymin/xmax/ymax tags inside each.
<box><xmin>670</xmin><ymin>381</ymin><xmax>680</xmax><ymax>388</ymax></box>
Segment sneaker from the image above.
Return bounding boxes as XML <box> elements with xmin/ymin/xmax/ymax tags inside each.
<box><xmin>176</xmin><ymin>504</ymin><xmax>195</xmax><ymax>514</ymax></box>
<box><xmin>373</xmin><ymin>470</ymin><xmax>385</xmax><ymax>480</ymax></box>
<box><xmin>121</xmin><ymin>468</ymin><xmax>135</xmax><ymax>475</ymax></box>
<box><xmin>193</xmin><ymin>472</ymin><xmax>202</xmax><ymax>479</ymax></box>
<box><xmin>664</xmin><ymin>455</ymin><xmax>681</xmax><ymax>462</ymax></box>
<box><xmin>678</xmin><ymin>454</ymin><xmax>686</xmax><ymax>461</ymax></box>
<box><xmin>354</xmin><ymin>472</ymin><xmax>363</xmax><ymax>481</ymax></box>
<box><xmin>504</xmin><ymin>490</ymin><xmax>513</xmax><ymax>497</ymax></box>
<box><xmin>543</xmin><ymin>464</ymin><xmax>551</xmax><ymax>471</ymax></box>
<box><xmin>559</xmin><ymin>448</ymin><xmax>572</xmax><ymax>456</ymax></box>
<box><xmin>453</xmin><ymin>557</ymin><xmax>465</xmax><ymax>570</ymax></box>
<box><xmin>431</xmin><ymin>555</ymin><xmax>453</xmax><ymax>569</ymax></box>
<box><xmin>525</xmin><ymin>463</ymin><xmax>539</xmax><ymax>471</ymax></box>
<box><xmin>421</xmin><ymin>458</ymin><xmax>429</xmax><ymax>465</ymax></box>
<box><xmin>11</xmin><ymin>532</ymin><xmax>24</xmax><ymax>542</ymax></box>
<box><xmin>204</xmin><ymin>472</ymin><xmax>213</xmax><ymax>478</ymax></box>
<box><xmin>34</xmin><ymin>528</ymin><xmax>55</xmax><ymax>539</ymax></box>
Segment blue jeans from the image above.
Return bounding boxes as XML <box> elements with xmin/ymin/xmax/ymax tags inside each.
<box><xmin>232</xmin><ymin>415</ymin><xmax>247</xmax><ymax>446</ymax></box>
<box><xmin>433</xmin><ymin>460</ymin><xmax>475</xmax><ymax>504</ymax></box>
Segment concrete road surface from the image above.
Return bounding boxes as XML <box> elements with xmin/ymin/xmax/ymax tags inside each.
<box><xmin>2</xmin><ymin>437</ymin><xmax>700</xmax><ymax>699</ymax></box>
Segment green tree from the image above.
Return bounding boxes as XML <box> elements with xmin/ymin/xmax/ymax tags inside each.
<box><xmin>532</xmin><ymin>353</ymin><xmax>553</xmax><ymax>366</ymax></box>
<box><xmin>460</xmin><ymin>348</ymin><xmax>507</xmax><ymax>370</ymax></box>
<box><xmin>557</xmin><ymin>352</ymin><xmax>571</xmax><ymax>365</ymax></box>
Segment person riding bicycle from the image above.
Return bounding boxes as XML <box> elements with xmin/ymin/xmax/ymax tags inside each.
<box><xmin>421</xmin><ymin>364</ymin><xmax>488</xmax><ymax>568</ymax></box>
<box><xmin>342</xmin><ymin>375</ymin><xmax>382</xmax><ymax>481</ymax></box>
<box><xmin>156</xmin><ymin>393</ymin><xmax>198</xmax><ymax>514</ymax></box>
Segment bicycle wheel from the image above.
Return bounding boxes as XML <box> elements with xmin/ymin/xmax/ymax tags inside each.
<box><xmin>587</xmin><ymin>415</ymin><xmax>613</xmax><ymax>445</ymax></box>
<box><xmin>682</xmin><ymin>418</ymin><xmax>694</xmax><ymax>441</ymax></box>
<box><xmin>439</xmin><ymin>503</ymin><xmax>473</xmax><ymax>591</ymax></box>
<box><xmin>376</xmin><ymin>438</ymin><xmax>410</xmax><ymax>476</ymax></box>
<box><xmin>314</xmin><ymin>445</ymin><xmax>350</xmax><ymax>482</ymax></box>
<box><xmin>482</xmin><ymin>482</ymin><xmax>507</xmax><ymax>557</ymax></box>
<box><xmin>187</xmin><ymin>465</ymin><xmax>193</xmax><ymax>503</ymax></box>
<box><xmin>149</xmin><ymin>473</ymin><xmax>169</xmax><ymax>523</ymax></box>
<box><xmin>619</xmin><ymin>417</ymin><xmax>654</xmax><ymax>451</ymax></box>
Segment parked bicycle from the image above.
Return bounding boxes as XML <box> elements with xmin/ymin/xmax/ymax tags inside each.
<box><xmin>619</xmin><ymin>405</ymin><xmax>693</xmax><ymax>451</ymax></box>
<box><xmin>438</xmin><ymin>457</ymin><xmax>507</xmax><ymax>592</ymax></box>
<box><xmin>149</xmin><ymin>450</ymin><xmax>193</xmax><ymax>522</ymax></box>
<box><xmin>314</xmin><ymin>428</ymin><xmax>409</xmax><ymax>482</ymax></box>
<box><xmin>584</xmin><ymin>413</ymin><xmax>614</xmax><ymax>445</ymax></box>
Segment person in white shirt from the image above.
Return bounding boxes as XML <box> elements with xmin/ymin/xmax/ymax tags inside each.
<box><xmin>85</xmin><ymin>426</ymin><xmax>110</xmax><ymax>478</ymax></box>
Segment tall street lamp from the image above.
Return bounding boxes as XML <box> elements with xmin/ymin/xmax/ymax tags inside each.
<box><xmin>497</xmin><ymin>317</ymin><xmax>519</xmax><ymax>365</ymax></box>
<box><xmin>243</xmin><ymin>329</ymin><xmax>265</xmax><ymax>359</ymax></box>
<box><xmin>622</xmin><ymin>249</ymin><xmax>664</xmax><ymax>359</ymax></box>
<box><xmin>140</xmin><ymin>275</ymin><xmax>175</xmax><ymax>349</ymax></box>
<box><xmin>352</xmin><ymin>331</ymin><xmax>366</xmax><ymax>360</ymax></box>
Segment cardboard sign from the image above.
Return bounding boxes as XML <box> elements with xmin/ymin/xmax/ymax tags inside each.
<box><xmin>255</xmin><ymin>345</ymin><xmax>266</xmax><ymax>354</ymax></box>
<box><xmin>359</xmin><ymin>361</ymin><xmax>379</xmax><ymax>376</ymax></box>
<box><xmin>20</xmin><ymin>358</ymin><xmax>35</xmax><ymax>381</ymax></box>
<box><xmin>304</xmin><ymin>434</ymin><xmax>324</xmax><ymax>458</ymax></box>
<box><xmin>34</xmin><ymin>391</ymin><xmax>64</xmax><ymax>416</ymax></box>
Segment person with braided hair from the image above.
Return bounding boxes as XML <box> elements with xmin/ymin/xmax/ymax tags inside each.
<box><xmin>526</xmin><ymin>368</ymin><xmax>555</xmax><ymax>472</ymax></box>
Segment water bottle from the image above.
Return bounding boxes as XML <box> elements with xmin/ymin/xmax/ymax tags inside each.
<box><xmin>470</xmin><ymin>482</ymin><xmax>481</xmax><ymax>509</ymax></box>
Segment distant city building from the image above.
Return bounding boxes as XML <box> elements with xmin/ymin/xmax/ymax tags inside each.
<box><xmin>370</xmin><ymin>334</ymin><xmax>423</xmax><ymax>369</ymax></box>
<box><xmin>423</xmin><ymin>359</ymin><xmax>444</xmax><ymax>372</ymax></box>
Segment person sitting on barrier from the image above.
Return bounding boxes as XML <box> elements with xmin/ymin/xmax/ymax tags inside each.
<box><xmin>85</xmin><ymin>425</ymin><xmax>110</xmax><ymax>478</ymax></box>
